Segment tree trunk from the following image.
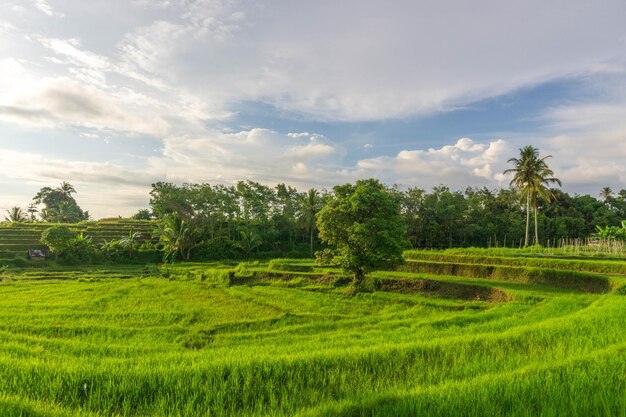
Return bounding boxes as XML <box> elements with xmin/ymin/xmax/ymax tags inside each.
<box><xmin>309</xmin><ymin>227</ymin><xmax>314</xmax><ymax>257</ymax></box>
<box><xmin>524</xmin><ymin>190</ymin><xmax>530</xmax><ymax>247</ymax></box>
<box><xmin>353</xmin><ymin>270</ymin><xmax>365</xmax><ymax>286</ymax></box>
<box><xmin>534</xmin><ymin>203</ymin><xmax>539</xmax><ymax>246</ymax></box>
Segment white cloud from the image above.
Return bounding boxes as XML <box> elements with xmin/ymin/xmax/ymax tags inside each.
<box><xmin>29</xmin><ymin>0</ymin><xmax>64</xmax><ymax>18</ymax></box>
<box><xmin>1</xmin><ymin>0</ymin><xmax>626</xmax><ymax>216</ymax></box>
<box><xmin>44</xmin><ymin>0</ymin><xmax>621</xmax><ymax>123</ymax></box>
<box><xmin>1</xmin><ymin>1</ymin><xmax>626</xmax><ymax>131</ymax></box>
<box><xmin>152</xmin><ymin>129</ymin><xmax>342</xmax><ymax>185</ymax></box>
<box><xmin>355</xmin><ymin>138</ymin><xmax>511</xmax><ymax>188</ymax></box>
<box><xmin>37</xmin><ymin>37</ymin><xmax>109</xmax><ymax>71</ymax></box>
<box><xmin>0</xmin><ymin>76</ymin><xmax>170</xmax><ymax>135</ymax></box>
<box><xmin>539</xmin><ymin>97</ymin><xmax>626</xmax><ymax>193</ymax></box>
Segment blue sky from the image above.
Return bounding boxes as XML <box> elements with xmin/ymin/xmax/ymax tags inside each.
<box><xmin>1</xmin><ymin>0</ymin><xmax>626</xmax><ymax>218</ymax></box>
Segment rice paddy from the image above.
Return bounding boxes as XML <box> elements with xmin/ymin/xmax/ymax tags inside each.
<box><xmin>0</xmin><ymin>220</ymin><xmax>156</xmax><ymax>259</ymax></box>
<box><xmin>0</xmin><ymin>249</ymin><xmax>624</xmax><ymax>416</ymax></box>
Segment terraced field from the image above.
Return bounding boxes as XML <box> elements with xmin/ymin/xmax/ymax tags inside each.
<box><xmin>0</xmin><ymin>250</ymin><xmax>624</xmax><ymax>416</ymax></box>
<box><xmin>0</xmin><ymin>220</ymin><xmax>156</xmax><ymax>259</ymax></box>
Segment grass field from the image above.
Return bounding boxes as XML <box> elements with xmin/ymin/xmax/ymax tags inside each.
<box><xmin>0</xmin><ymin>251</ymin><xmax>624</xmax><ymax>416</ymax></box>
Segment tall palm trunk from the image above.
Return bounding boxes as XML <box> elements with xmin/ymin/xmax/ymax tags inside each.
<box><xmin>534</xmin><ymin>203</ymin><xmax>539</xmax><ymax>246</ymax></box>
<box><xmin>524</xmin><ymin>190</ymin><xmax>530</xmax><ymax>247</ymax></box>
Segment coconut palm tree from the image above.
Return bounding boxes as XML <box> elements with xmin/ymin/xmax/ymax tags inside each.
<box><xmin>156</xmin><ymin>214</ymin><xmax>201</xmax><ymax>261</ymax></box>
<box><xmin>4</xmin><ymin>207</ymin><xmax>27</xmax><ymax>223</ymax></box>
<box><xmin>528</xmin><ymin>173</ymin><xmax>561</xmax><ymax>245</ymax></box>
<box><xmin>300</xmin><ymin>189</ymin><xmax>322</xmax><ymax>256</ymax></box>
<box><xmin>504</xmin><ymin>146</ymin><xmax>561</xmax><ymax>246</ymax></box>
<box><xmin>599</xmin><ymin>187</ymin><xmax>613</xmax><ymax>206</ymax></box>
<box><xmin>59</xmin><ymin>181</ymin><xmax>76</xmax><ymax>197</ymax></box>
<box><xmin>27</xmin><ymin>204</ymin><xmax>38</xmax><ymax>222</ymax></box>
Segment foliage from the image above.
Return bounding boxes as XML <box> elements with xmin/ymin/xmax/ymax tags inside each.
<box><xmin>3</xmin><ymin>206</ymin><xmax>27</xmax><ymax>223</ymax></box>
<box><xmin>40</xmin><ymin>225</ymin><xmax>77</xmax><ymax>254</ymax></box>
<box><xmin>32</xmin><ymin>182</ymin><xmax>89</xmax><ymax>223</ymax></box>
<box><xmin>316</xmin><ymin>179</ymin><xmax>409</xmax><ymax>282</ymax></box>
<box><xmin>149</xmin><ymin>181</ymin><xmax>321</xmax><ymax>260</ymax></box>
<box><xmin>119</xmin><ymin>231</ymin><xmax>143</xmax><ymax>257</ymax></box>
<box><xmin>156</xmin><ymin>213</ymin><xmax>203</xmax><ymax>261</ymax></box>
<box><xmin>504</xmin><ymin>145</ymin><xmax>561</xmax><ymax>246</ymax></box>
<box><xmin>132</xmin><ymin>209</ymin><xmax>153</xmax><ymax>220</ymax></box>
<box><xmin>595</xmin><ymin>220</ymin><xmax>626</xmax><ymax>241</ymax></box>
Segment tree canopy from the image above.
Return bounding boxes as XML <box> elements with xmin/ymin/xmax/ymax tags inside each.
<box><xmin>504</xmin><ymin>146</ymin><xmax>561</xmax><ymax>246</ymax></box>
<box><xmin>316</xmin><ymin>179</ymin><xmax>409</xmax><ymax>283</ymax></box>
<box><xmin>32</xmin><ymin>182</ymin><xmax>89</xmax><ymax>223</ymax></box>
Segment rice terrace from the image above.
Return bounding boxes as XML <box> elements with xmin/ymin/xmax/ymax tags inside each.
<box><xmin>0</xmin><ymin>179</ymin><xmax>625</xmax><ymax>416</ymax></box>
<box><xmin>2</xmin><ymin>1</ymin><xmax>626</xmax><ymax>416</ymax></box>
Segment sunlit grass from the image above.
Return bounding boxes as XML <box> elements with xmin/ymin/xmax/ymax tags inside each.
<box><xmin>0</xmin><ymin>251</ymin><xmax>624</xmax><ymax>416</ymax></box>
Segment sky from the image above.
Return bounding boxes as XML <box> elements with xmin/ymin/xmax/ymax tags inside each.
<box><xmin>1</xmin><ymin>0</ymin><xmax>626</xmax><ymax>218</ymax></box>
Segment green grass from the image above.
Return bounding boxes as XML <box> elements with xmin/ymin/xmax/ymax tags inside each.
<box><xmin>406</xmin><ymin>249</ymin><xmax>626</xmax><ymax>275</ymax></box>
<box><xmin>0</xmin><ymin>251</ymin><xmax>624</xmax><ymax>416</ymax></box>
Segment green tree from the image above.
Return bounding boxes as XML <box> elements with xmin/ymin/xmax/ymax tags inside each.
<box><xmin>504</xmin><ymin>146</ymin><xmax>561</xmax><ymax>246</ymax></box>
<box><xmin>33</xmin><ymin>183</ymin><xmax>88</xmax><ymax>223</ymax></box>
<box><xmin>300</xmin><ymin>189</ymin><xmax>322</xmax><ymax>256</ymax></box>
<box><xmin>119</xmin><ymin>231</ymin><xmax>143</xmax><ymax>257</ymax></box>
<box><xmin>599</xmin><ymin>187</ymin><xmax>614</xmax><ymax>206</ymax></box>
<box><xmin>132</xmin><ymin>209</ymin><xmax>153</xmax><ymax>220</ymax></box>
<box><xmin>156</xmin><ymin>214</ymin><xmax>202</xmax><ymax>261</ymax></box>
<box><xmin>40</xmin><ymin>226</ymin><xmax>77</xmax><ymax>256</ymax></box>
<box><xmin>316</xmin><ymin>179</ymin><xmax>408</xmax><ymax>284</ymax></box>
<box><xmin>59</xmin><ymin>181</ymin><xmax>76</xmax><ymax>197</ymax></box>
<box><xmin>27</xmin><ymin>204</ymin><xmax>38</xmax><ymax>222</ymax></box>
<box><xmin>4</xmin><ymin>207</ymin><xmax>27</xmax><ymax>222</ymax></box>
<box><xmin>234</xmin><ymin>230</ymin><xmax>262</xmax><ymax>258</ymax></box>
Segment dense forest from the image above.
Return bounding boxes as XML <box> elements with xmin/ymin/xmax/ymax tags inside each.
<box><xmin>3</xmin><ymin>179</ymin><xmax>625</xmax><ymax>262</ymax></box>
<box><xmin>144</xmin><ymin>181</ymin><xmax>626</xmax><ymax>260</ymax></box>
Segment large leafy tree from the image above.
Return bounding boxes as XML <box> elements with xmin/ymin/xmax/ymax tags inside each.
<box><xmin>316</xmin><ymin>179</ymin><xmax>409</xmax><ymax>284</ymax></box>
<box><xmin>40</xmin><ymin>226</ymin><xmax>77</xmax><ymax>255</ymax></box>
<box><xmin>33</xmin><ymin>183</ymin><xmax>88</xmax><ymax>223</ymax></box>
<box><xmin>504</xmin><ymin>146</ymin><xmax>561</xmax><ymax>246</ymax></box>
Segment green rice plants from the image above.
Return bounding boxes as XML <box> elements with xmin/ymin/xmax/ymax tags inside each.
<box><xmin>0</xmin><ymin>257</ymin><xmax>622</xmax><ymax>416</ymax></box>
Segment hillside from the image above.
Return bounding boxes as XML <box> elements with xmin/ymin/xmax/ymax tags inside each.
<box><xmin>0</xmin><ymin>220</ymin><xmax>156</xmax><ymax>260</ymax></box>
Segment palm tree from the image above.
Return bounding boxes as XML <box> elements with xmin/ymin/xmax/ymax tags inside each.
<box><xmin>300</xmin><ymin>189</ymin><xmax>321</xmax><ymax>256</ymax></box>
<box><xmin>4</xmin><ymin>207</ymin><xmax>27</xmax><ymax>223</ymax></box>
<box><xmin>599</xmin><ymin>187</ymin><xmax>613</xmax><ymax>206</ymax></box>
<box><xmin>529</xmin><ymin>175</ymin><xmax>561</xmax><ymax>245</ymax></box>
<box><xmin>59</xmin><ymin>181</ymin><xmax>76</xmax><ymax>197</ymax></box>
<box><xmin>119</xmin><ymin>231</ymin><xmax>143</xmax><ymax>257</ymax></box>
<box><xmin>235</xmin><ymin>230</ymin><xmax>262</xmax><ymax>259</ymax></box>
<box><xmin>504</xmin><ymin>146</ymin><xmax>561</xmax><ymax>246</ymax></box>
<box><xmin>156</xmin><ymin>214</ymin><xmax>200</xmax><ymax>261</ymax></box>
<box><xmin>27</xmin><ymin>204</ymin><xmax>38</xmax><ymax>222</ymax></box>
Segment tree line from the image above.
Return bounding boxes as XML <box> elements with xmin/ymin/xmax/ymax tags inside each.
<box><xmin>144</xmin><ymin>180</ymin><xmax>625</xmax><ymax>260</ymax></box>
<box><xmin>3</xmin><ymin>146</ymin><xmax>625</xmax><ymax>262</ymax></box>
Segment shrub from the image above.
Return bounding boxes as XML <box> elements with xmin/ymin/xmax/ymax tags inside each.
<box><xmin>40</xmin><ymin>226</ymin><xmax>76</xmax><ymax>254</ymax></box>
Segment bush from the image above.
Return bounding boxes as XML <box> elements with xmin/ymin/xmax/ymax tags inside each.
<box><xmin>40</xmin><ymin>226</ymin><xmax>76</xmax><ymax>254</ymax></box>
<box><xmin>315</xmin><ymin>249</ymin><xmax>336</xmax><ymax>266</ymax></box>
